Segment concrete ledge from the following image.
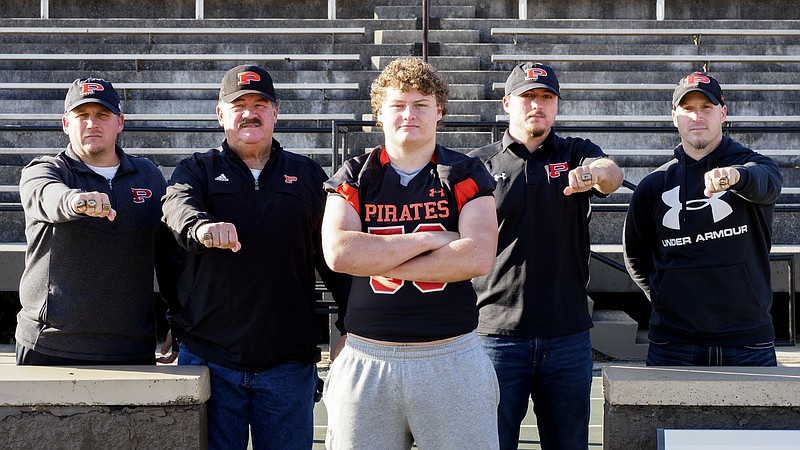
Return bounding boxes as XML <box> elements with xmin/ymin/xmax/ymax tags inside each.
<box><xmin>0</xmin><ymin>364</ymin><xmax>209</xmax><ymax>449</ymax></box>
<box><xmin>0</xmin><ymin>365</ymin><xmax>210</xmax><ymax>406</ymax></box>
<box><xmin>604</xmin><ymin>366</ymin><xmax>800</xmax><ymax>448</ymax></box>
<box><xmin>604</xmin><ymin>366</ymin><xmax>800</xmax><ymax>407</ymax></box>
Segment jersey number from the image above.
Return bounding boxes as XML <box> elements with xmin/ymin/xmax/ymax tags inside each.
<box><xmin>367</xmin><ymin>224</ymin><xmax>449</xmax><ymax>294</ymax></box>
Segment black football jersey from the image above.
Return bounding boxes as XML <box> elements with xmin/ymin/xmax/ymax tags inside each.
<box><xmin>325</xmin><ymin>145</ymin><xmax>496</xmax><ymax>341</ymax></box>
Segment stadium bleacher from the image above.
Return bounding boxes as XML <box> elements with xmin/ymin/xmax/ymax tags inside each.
<box><xmin>0</xmin><ymin>3</ymin><xmax>798</xmax><ymax>448</ymax></box>
<box><xmin>0</xmin><ymin>0</ymin><xmax>798</xmax><ymax>360</ymax></box>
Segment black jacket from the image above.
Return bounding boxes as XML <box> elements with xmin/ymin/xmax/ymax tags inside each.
<box><xmin>624</xmin><ymin>137</ymin><xmax>783</xmax><ymax>345</ymax></box>
<box><xmin>16</xmin><ymin>145</ymin><xmax>169</xmax><ymax>361</ymax></box>
<box><xmin>162</xmin><ymin>139</ymin><xmax>347</xmax><ymax>371</ymax></box>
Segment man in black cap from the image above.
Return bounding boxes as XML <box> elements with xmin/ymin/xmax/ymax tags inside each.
<box><xmin>161</xmin><ymin>64</ymin><xmax>348</xmax><ymax>450</ymax></box>
<box><xmin>469</xmin><ymin>62</ymin><xmax>623</xmax><ymax>450</ymax></box>
<box><xmin>624</xmin><ymin>72</ymin><xmax>782</xmax><ymax>367</ymax></box>
<box><xmin>16</xmin><ymin>77</ymin><xmax>175</xmax><ymax>365</ymax></box>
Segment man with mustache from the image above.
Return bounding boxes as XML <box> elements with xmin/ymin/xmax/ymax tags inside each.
<box><xmin>624</xmin><ymin>72</ymin><xmax>782</xmax><ymax>367</ymax></box>
<box><xmin>161</xmin><ymin>64</ymin><xmax>348</xmax><ymax>450</ymax></box>
<box><xmin>469</xmin><ymin>62</ymin><xmax>623</xmax><ymax>450</ymax></box>
<box><xmin>16</xmin><ymin>77</ymin><xmax>175</xmax><ymax>366</ymax></box>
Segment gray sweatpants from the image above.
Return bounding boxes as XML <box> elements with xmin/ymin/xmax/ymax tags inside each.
<box><xmin>324</xmin><ymin>332</ymin><xmax>500</xmax><ymax>450</ymax></box>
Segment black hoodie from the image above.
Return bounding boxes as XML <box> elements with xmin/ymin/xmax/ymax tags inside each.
<box><xmin>624</xmin><ymin>137</ymin><xmax>783</xmax><ymax>346</ymax></box>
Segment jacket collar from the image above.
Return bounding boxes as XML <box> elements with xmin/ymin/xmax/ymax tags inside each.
<box><xmin>64</xmin><ymin>144</ymin><xmax>137</xmax><ymax>175</ymax></box>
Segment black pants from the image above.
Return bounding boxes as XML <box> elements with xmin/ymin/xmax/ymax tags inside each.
<box><xmin>16</xmin><ymin>342</ymin><xmax>156</xmax><ymax>366</ymax></box>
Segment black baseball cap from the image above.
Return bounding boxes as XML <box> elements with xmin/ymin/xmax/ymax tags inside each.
<box><xmin>505</xmin><ymin>62</ymin><xmax>561</xmax><ymax>97</ymax></box>
<box><xmin>219</xmin><ymin>64</ymin><xmax>278</xmax><ymax>103</ymax></box>
<box><xmin>64</xmin><ymin>78</ymin><xmax>121</xmax><ymax>115</ymax></box>
<box><xmin>673</xmin><ymin>72</ymin><xmax>725</xmax><ymax>107</ymax></box>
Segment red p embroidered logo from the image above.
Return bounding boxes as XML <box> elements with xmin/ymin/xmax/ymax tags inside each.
<box><xmin>284</xmin><ymin>175</ymin><xmax>298</xmax><ymax>184</ymax></box>
<box><xmin>131</xmin><ymin>188</ymin><xmax>152</xmax><ymax>204</ymax></box>
<box><xmin>525</xmin><ymin>67</ymin><xmax>548</xmax><ymax>81</ymax></box>
<box><xmin>80</xmin><ymin>82</ymin><xmax>105</xmax><ymax>95</ymax></box>
<box><xmin>686</xmin><ymin>74</ymin><xmax>711</xmax><ymax>87</ymax></box>
<box><xmin>238</xmin><ymin>71</ymin><xmax>261</xmax><ymax>85</ymax></box>
<box><xmin>548</xmin><ymin>162</ymin><xmax>569</xmax><ymax>178</ymax></box>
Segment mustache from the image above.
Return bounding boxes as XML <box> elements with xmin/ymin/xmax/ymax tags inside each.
<box><xmin>238</xmin><ymin>118</ymin><xmax>262</xmax><ymax>128</ymax></box>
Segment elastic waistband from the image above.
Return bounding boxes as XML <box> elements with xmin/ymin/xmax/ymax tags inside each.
<box><xmin>345</xmin><ymin>332</ymin><xmax>479</xmax><ymax>360</ymax></box>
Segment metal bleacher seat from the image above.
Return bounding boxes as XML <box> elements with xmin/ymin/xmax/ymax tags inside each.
<box><xmin>490</xmin><ymin>54</ymin><xmax>800</xmax><ymax>72</ymax></box>
<box><xmin>0</xmin><ymin>53</ymin><xmax>360</xmax><ymax>64</ymax></box>
<box><xmin>491</xmin><ymin>27</ymin><xmax>800</xmax><ymax>41</ymax></box>
<box><xmin>0</xmin><ymin>26</ymin><xmax>365</xmax><ymax>42</ymax></box>
<box><xmin>0</xmin><ymin>113</ymin><xmax>355</xmax><ymax>122</ymax></box>
<box><xmin>494</xmin><ymin>114</ymin><xmax>800</xmax><ymax>123</ymax></box>
<box><xmin>0</xmin><ymin>82</ymin><xmax>360</xmax><ymax>93</ymax></box>
<box><xmin>490</xmin><ymin>82</ymin><xmax>800</xmax><ymax>93</ymax></box>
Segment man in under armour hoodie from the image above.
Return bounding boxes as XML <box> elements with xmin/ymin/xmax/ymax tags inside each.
<box><xmin>624</xmin><ymin>72</ymin><xmax>783</xmax><ymax>366</ymax></box>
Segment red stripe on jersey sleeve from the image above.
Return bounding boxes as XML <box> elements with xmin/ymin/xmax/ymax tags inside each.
<box><xmin>335</xmin><ymin>182</ymin><xmax>360</xmax><ymax>214</ymax></box>
<box><xmin>454</xmin><ymin>178</ymin><xmax>479</xmax><ymax>212</ymax></box>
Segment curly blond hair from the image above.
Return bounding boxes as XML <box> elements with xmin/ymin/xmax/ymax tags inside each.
<box><xmin>370</xmin><ymin>57</ymin><xmax>449</xmax><ymax>123</ymax></box>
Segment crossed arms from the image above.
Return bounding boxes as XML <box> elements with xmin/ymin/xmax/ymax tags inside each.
<box><xmin>321</xmin><ymin>195</ymin><xmax>498</xmax><ymax>283</ymax></box>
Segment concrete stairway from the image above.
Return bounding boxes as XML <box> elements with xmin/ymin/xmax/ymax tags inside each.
<box><xmin>591</xmin><ymin>310</ymin><xmax>649</xmax><ymax>361</ymax></box>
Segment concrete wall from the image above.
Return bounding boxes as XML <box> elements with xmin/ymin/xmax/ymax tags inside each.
<box><xmin>664</xmin><ymin>0</ymin><xmax>800</xmax><ymax>19</ymax></box>
<box><xmin>3</xmin><ymin>0</ymin><xmax>197</xmax><ymax>19</ymax></box>
<box><xmin>522</xmin><ymin>0</ymin><xmax>656</xmax><ymax>19</ymax></box>
<box><xmin>605</xmin><ymin>404</ymin><xmax>800</xmax><ymax>448</ymax></box>
<box><xmin>1</xmin><ymin>405</ymin><xmax>207</xmax><ymax>450</ymax></box>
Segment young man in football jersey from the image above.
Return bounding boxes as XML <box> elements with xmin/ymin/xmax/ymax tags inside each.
<box><xmin>624</xmin><ymin>72</ymin><xmax>782</xmax><ymax>367</ymax></box>
<box><xmin>469</xmin><ymin>62</ymin><xmax>623</xmax><ymax>450</ymax></box>
<box><xmin>322</xmin><ymin>57</ymin><xmax>500</xmax><ymax>450</ymax></box>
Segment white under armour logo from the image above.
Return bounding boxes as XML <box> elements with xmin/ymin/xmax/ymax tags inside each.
<box><xmin>214</xmin><ymin>173</ymin><xmax>230</xmax><ymax>182</ymax></box>
<box><xmin>661</xmin><ymin>186</ymin><xmax>732</xmax><ymax>230</ymax></box>
<box><xmin>493</xmin><ymin>172</ymin><xmax>508</xmax><ymax>182</ymax></box>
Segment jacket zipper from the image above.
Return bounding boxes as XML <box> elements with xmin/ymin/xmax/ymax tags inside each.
<box><xmin>108</xmin><ymin>178</ymin><xmax>117</xmax><ymax>231</ymax></box>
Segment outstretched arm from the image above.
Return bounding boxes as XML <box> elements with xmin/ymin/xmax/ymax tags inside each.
<box><xmin>704</xmin><ymin>156</ymin><xmax>783</xmax><ymax>204</ymax></box>
<box><xmin>564</xmin><ymin>158</ymin><xmax>624</xmax><ymax>196</ymax></box>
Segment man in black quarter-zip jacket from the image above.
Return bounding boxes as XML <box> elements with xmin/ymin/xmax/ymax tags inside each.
<box><xmin>16</xmin><ymin>77</ymin><xmax>174</xmax><ymax>366</ymax></box>
<box><xmin>624</xmin><ymin>72</ymin><xmax>783</xmax><ymax>367</ymax></box>
<box><xmin>161</xmin><ymin>64</ymin><xmax>348</xmax><ymax>450</ymax></box>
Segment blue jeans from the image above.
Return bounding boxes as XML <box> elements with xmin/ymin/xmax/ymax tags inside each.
<box><xmin>478</xmin><ymin>331</ymin><xmax>593</xmax><ymax>450</ymax></box>
<box><xmin>178</xmin><ymin>345</ymin><xmax>318</xmax><ymax>450</ymax></box>
<box><xmin>646</xmin><ymin>340</ymin><xmax>777</xmax><ymax>366</ymax></box>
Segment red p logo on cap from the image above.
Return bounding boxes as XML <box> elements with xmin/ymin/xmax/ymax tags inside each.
<box><xmin>238</xmin><ymin>71</ymin><xmax>261</xmax><ymax>85</ymax></box>
<box><xmin>686</xmin><ymin>74</ymin><xmax>711</xmax><ymax>86</ymax></box>
<box><xmin>80</xmin><ymin>82</ymin><xmax>104</xmax><ymax>95</ymax></box>
<box><xmin>525</xmin><ymin>68</ymin><xmax>548</xmax><ymax>81</ymax></box>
